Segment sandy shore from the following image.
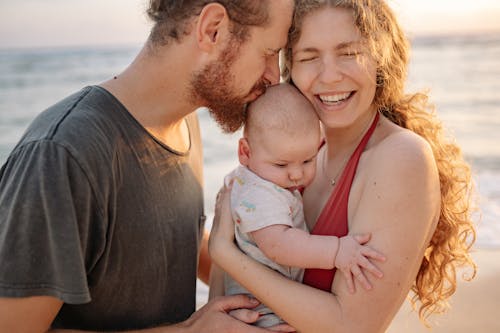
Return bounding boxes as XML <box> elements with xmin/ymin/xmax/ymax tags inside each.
<box><xmin>387</xmin><ymin>249</ymin><xmax>500</xmax><ymax>332</ymax></box>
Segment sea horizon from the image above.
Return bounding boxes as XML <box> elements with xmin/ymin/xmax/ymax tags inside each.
<box><xmin>1</xmin><ymin>32</ymin><xmax>499</xmax><ymax>250</ymax></box>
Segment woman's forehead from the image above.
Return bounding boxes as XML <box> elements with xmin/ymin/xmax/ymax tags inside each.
<box><xmin>294</xmin><ymin>7</ymin><xmax>360</xmax><ymax>48</ymax></box>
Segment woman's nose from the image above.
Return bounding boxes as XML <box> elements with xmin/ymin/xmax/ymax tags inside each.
<box><xmin>319</xmin><ymin>57</ymin><xmax>344</xmax><ymax>83</ymax></box>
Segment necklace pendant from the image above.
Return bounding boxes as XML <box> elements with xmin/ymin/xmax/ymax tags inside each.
<box><xmin>330</xmin><ymin>179</ymin><xmax>336</xmax><ymax>186</ymax></box>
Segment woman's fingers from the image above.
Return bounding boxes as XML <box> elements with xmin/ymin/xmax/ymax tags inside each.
<box><xmin>209</xmin><ymin>184</ymin><xmax>236</xmax><ymax>257</ymax></box>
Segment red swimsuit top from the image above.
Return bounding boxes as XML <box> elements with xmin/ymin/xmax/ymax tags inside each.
<box><xmin>303</xmin><ymin>112</ymin><xmax>379</xmax><ymax>291</ymax></box>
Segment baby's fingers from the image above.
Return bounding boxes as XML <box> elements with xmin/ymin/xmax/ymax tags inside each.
<box><xmin>351</xmin><ymin>265</ymin><xmax>372</xmax><ymax>291</ymax></box>
<box><xmin>341</xmin><ymin>269</ymin><xmax>356</xmax><ymax>294</ymax></box>
<box><xmin>362</xmin><ymin>246</ymin><xmax>386</xmax><ymax>262</ymax></box>
<box><xmin>358</xmin><ymin>255</ymin><xmax>384</xmax><ymax>279</ymax></box>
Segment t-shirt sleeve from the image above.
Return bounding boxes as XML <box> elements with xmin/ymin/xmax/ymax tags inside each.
<box><xmin>0</xmin><ymin>140</ymin><xmax>106</xmax><ymax>304</ymax></box>
<box><xmin>232</xmin><ymin>183</ymin><xmax>294</xmax><ymax>234</ymax></box>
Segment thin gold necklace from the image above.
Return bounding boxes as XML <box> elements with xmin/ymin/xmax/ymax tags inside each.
<box><xmin>322</xmin><ymin>112</ymin><xmax>378</xmax><ymax>186</ymax></box>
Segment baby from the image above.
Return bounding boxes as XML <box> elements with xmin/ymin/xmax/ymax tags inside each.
<box><xmin>210</xmin><ymin>83</ymin><xmax>385</xmax><ymax>328</ymax></box>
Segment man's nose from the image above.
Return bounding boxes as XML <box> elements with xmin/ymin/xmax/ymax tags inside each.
<box><xmin>263</xmin><ymin>55</ymin><xmax>280</xmax><ymax>86</ymax></box>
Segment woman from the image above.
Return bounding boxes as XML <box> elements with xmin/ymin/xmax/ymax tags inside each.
<box><xmin>209</xmin><ymin>1</ymin><xmax>477</xmax><ymax>332</ymax></box>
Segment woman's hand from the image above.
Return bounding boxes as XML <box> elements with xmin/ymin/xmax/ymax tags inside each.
<box><xmin>208</xmin><ymin>184</ymin><xmax>237</xmax><ymax>265</ymax></box>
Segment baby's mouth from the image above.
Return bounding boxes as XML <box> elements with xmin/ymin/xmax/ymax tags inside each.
<box><xmin>288</xmin><ymin>185</ymin><xmax>305</xmax><ymax>193</ymax></box>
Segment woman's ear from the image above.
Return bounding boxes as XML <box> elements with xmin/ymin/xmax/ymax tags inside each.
<box><xmin>238</xmin><ymin>138</ymin><xmax>251</xmax><ymax>166</ymax></box>
<box><xmin>196</xmin><ymin>3</ymin><xmax>229</xmax><ymax>53</ymax></box>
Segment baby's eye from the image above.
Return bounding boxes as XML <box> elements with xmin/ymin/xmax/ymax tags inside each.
<box><xmin>274</xmin><ymin>163</ymin><xmax>287</xmax><ymax>168</ymax></box>
<box><xmin>303</xmin><ymin>158</ymin><xmax>314</xmax><ymax>164</ymax></box>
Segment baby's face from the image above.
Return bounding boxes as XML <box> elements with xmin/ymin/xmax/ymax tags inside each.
<box><xmin>246</xmin><ymin>129</ymin><xmax>319</xmax><ymax>192</ymax></box>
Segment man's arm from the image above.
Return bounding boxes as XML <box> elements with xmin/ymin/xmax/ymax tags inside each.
<box><xmin>0</xmin><ymin>296</ymin><xmax>62</xmax><ymax>333</ymax></box>
<box><xmin>0</xmin><ymin>295</ymin><xmax>275</xmax><ymax>333</ymax></box>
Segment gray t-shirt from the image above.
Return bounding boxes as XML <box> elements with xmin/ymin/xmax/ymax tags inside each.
<box><xmin>0</xmin><ymin>86</ymin><xmax>205</xmax><ymax>331</ymax></box>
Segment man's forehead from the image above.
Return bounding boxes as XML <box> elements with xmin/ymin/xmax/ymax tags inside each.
<box><xmin>267</xmin><ymin>0</ymin><xmax>294</xmax><ymax>24</ymax></box>
<box><xmin>264</xmin><ymin>0</ymin><xmax>294</xmax><ymax>43</ymax></box>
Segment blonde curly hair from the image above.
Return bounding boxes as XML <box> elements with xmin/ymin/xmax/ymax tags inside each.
<box><xmin>283</xmin><ymin>0</ymin><xmax>477</xmax><ymax>325</ymax></box>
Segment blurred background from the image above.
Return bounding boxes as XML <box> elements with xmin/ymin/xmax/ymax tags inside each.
<box><xmin>1</xmin><ymin>1</ymin><xmax>499</xmax><ymax>332</ymax></box>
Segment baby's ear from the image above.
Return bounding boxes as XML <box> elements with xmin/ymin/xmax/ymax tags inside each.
<box><xmin>238</xmin><ymin>138</ymin><xmax>251</xmax><ymax>166</ymax></box>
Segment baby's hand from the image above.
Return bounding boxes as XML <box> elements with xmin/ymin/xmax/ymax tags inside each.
<box><xmin>334</xmin><ymin>234</ymin><xmax>386</xmax><ymax>293</ymax></box>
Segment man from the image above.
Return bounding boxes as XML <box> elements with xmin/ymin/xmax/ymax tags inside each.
<box><xmin>0</xmin><ymin>1</ymin><xmax>293</xmax><ymax>332</ymax></box>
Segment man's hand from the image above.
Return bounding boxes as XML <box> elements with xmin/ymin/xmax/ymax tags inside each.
<box><xmin>182</xmin><ymin>295</ymin><xmax>294</xmax><ymax>332</ymax></box>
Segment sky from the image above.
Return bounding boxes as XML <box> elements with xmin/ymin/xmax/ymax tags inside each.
<box><xmin>1</xmin><ymin>0</ymin><xmax>500</xmax><ymax>49</ymax></box>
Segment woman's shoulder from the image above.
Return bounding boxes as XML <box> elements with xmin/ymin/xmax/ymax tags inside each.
<box><xmin>351</xmin><ymin>119</ymin><xmax>441</xmax><ymax>245</ymax></box>
<box><xmin>371</xmin><ymin>121</ymin><xmax>436</xmax><ymax>173</ymax></box>
<box><xmin>357</xmin><ymin>121</ymin><xmax>440</xmax><ymax>197</ymax></box>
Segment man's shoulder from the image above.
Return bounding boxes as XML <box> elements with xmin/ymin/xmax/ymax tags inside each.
<box><xmin>7</xmin><ymin>86</ymin><xmax>133</xmax><ymax>177</ymax></box>
<box><xmin>21</xmin><ymin>86</ymin><xmax>126</xmax><ymax>152</ymax></box>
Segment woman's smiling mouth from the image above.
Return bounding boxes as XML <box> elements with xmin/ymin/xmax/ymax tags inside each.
<box><xmin>318</xmin><ymin>91</ymin><xmax>354</xmax><ymax>105</ymax></box>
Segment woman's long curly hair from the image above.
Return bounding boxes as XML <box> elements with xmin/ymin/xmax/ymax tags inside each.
<box><xmin>283</xmin><ymin>0</ymin><xmax>477</xmax><ymax>325</ymax></box>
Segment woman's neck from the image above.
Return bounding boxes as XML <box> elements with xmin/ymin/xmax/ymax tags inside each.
<box><xmin>323</xmin><ymin>109</ymin><xmax>378</xmax><ymax>159</ymax></box>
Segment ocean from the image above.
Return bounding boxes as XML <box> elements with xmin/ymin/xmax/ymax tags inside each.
<box><xmin>1</xmin><ymin>33</ymin><xmax>499</xmax><ymax>256</ymax></box>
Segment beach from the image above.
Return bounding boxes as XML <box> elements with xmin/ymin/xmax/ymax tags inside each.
<box><xmin>1</xmin><ymin>34</ymin><xmax>499</xmax><ymax>331</ymax></box>
<box><xmin>387</xmin><ymin>249</ymin><xmax>500</xmax><ymax>332</ymax></box>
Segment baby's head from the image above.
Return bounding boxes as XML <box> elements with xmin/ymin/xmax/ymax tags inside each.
<box><xmin>238</xmin><ymin>83</ymin><xmax>320</xmax><ymax>192</ymax></box>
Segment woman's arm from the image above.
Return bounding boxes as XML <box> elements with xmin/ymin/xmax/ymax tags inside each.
<box><xmin>251</xmin><ymin>225</ymin><xmax>385</xmax><ymax>291</ymax></box>
<box><xmin>208</xmin><ymin>263</ymin><xmax>226</xmax><ymax>300</ymax></box>
<box><xmin>209</xmin><ymin>131</ymin><xmax>441</xmax><ymax>333</ymax></box>
<box><xmin>198</xmin><ymin>228</ymin><xmax>212</xmax><ymax>285</ymax></box>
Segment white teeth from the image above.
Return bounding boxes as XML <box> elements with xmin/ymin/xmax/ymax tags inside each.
<box><xmin>319</xmin><ymin>92</ymin><xmax>351</xmax><ymax>103</ymax></box>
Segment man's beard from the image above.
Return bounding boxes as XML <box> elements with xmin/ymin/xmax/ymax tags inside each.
<box><xmin>190</xmin><ymin>40</ymin><xmax>266</xmax><ymax>133</ymax></box>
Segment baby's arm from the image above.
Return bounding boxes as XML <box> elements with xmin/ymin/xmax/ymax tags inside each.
<box><xmin>251</xmin><ymin>226</ymin><xmax>385</xmax><ymax>291</ymax></box>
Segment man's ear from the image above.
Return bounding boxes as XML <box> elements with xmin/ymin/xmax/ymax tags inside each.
<box><xmin>196</xmin><ymin>3</ymin><xmax>229</xmax><ymax>53</ymax></box>
<box><xmin>238</xmin><ymin>138</ymin><xmax>251</xmax><ymax>166</ymax></box>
